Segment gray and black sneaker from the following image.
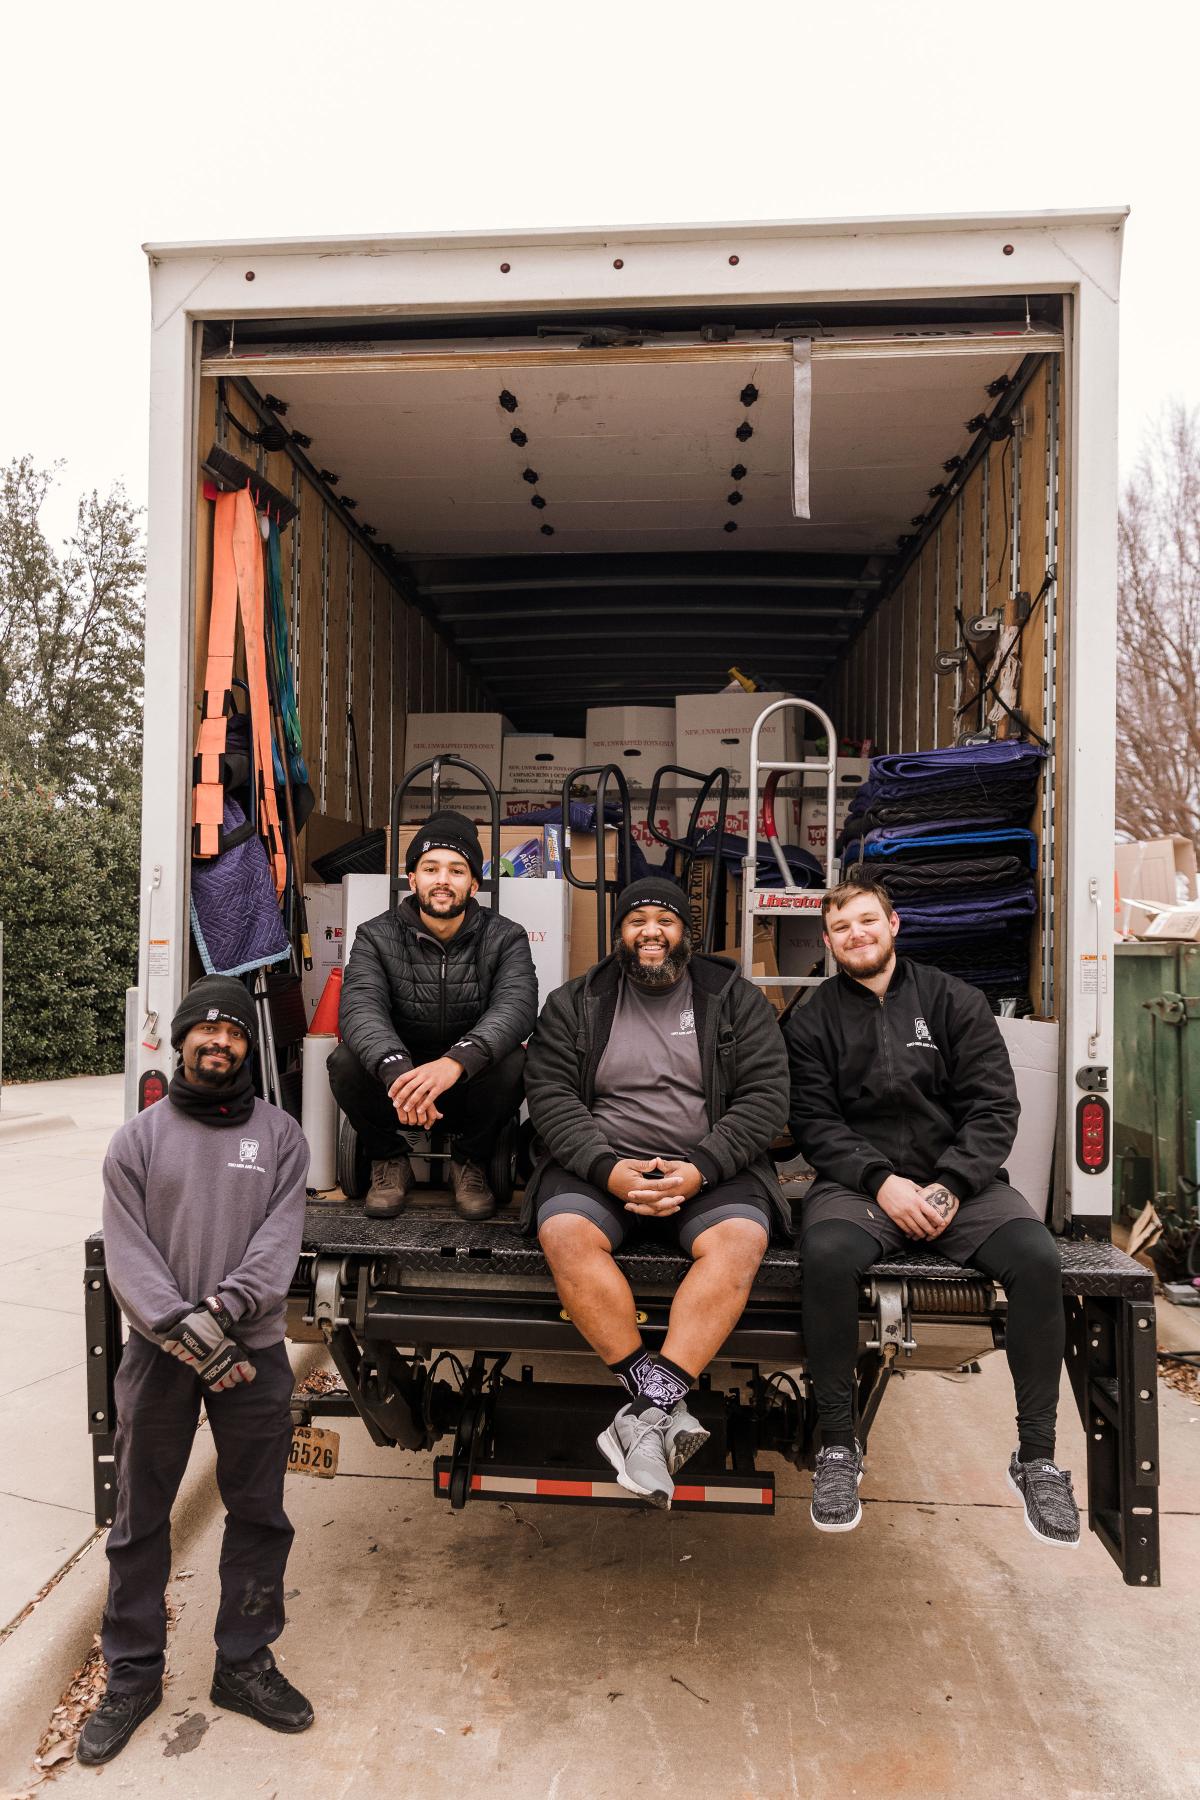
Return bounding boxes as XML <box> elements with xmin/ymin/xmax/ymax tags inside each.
<box><xmin>810</xmin><ymin>1440</ymin><xmax>864</xmax><ymax>1533</ymax></box>
<box><xmin>364</xmin><ymin>1154</ymin><xmax>414</xmax><ymax>1219</ymax></box>
<box><xmin>597</xmin><ymin>1403</ymin><xmax>674</xmax><ymax>1509</ymax></box>
<box><xmin>663</xmin><ymin>1400</ymin><xmax>710</xmax><ymax>1475</ymax></box>
<box><xmin>1007</xmin><ymin>1452</ymin><xmax>1081</xmax><ymax>1548</ymax></box>
<box><xmin>76</xmin><ymin>1683</ymin><xmax>162</xmax><ymax>1765</ymax></box>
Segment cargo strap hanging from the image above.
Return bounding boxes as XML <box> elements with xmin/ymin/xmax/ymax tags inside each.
<box><xmin>193</xmin><ymin>488</ymin><xmax>288</xmax><ymax>898</ymax></box>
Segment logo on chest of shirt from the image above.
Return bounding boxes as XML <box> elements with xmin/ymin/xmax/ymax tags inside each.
<box><xmin>907</xmin><ymin>1015</ymin><xmax>938</xmax><ymax>1051</ymax></box>
<box><xmin>227</xmin><ymin>1137</ymin><xmax>267</xmax><ymax>1174</ymax></box>
<box><xmin>672</xmin><ymin>1006</ymin><xmax>696</xmax><ymax>1038</ymax></box>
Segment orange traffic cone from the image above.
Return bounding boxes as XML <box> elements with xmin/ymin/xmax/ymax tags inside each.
<box><xmin>310</xmin><ymin>966</ymin><xmax>343</xmax><ymax>1037</ymax></box>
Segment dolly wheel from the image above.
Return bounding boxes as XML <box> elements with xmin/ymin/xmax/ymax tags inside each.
<box><xmin>337</xmin><ymin>1114</ymin><xmax>371</xmax><ymax>1199</ymax></box>
<box><xmin>488</xmin><ymin>1117</ymin><xmax>519</xmax><ymax>1208</ymax></box>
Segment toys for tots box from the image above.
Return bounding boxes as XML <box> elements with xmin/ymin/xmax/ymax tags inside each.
<box><xmin>674</xmin><ymin>692</ymin><xmax>800</xmax><ymax>789</ymax></box>
<box><xmin>585</xmin><ymin>706</ymin><xmax>675</xmax><ymax>796</ymax></box>
<box><xmin>500</xmin><ymin>736</ymin><xmax>587</xmax><ymax>814</ymax></box>
<box><xmin>675</xmin><ymin>792</ymin><xmax>801</xmax><ymax>847</ymax></box>
<box><xmin>403</xmin><ymin>712</ymin><xmax>511</xmax><ymax>794</ymax></box>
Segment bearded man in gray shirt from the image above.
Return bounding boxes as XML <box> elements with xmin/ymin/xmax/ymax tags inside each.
<box><xmin>524</xmin><ymin>877</ymin><xmax>790</xmax><ymax>1510</ymax></box>
<box><xmin>78</xmin><ymin>977</ymin><xmax>312</xmax><ymax>1767</ymax></box>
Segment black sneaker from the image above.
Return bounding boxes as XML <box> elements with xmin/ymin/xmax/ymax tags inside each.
<box><xmin>810</xmin><ymin>1440</ymin><xmax>864</xmax><ymax>1532</ymax></box>
<box><xmin>1007</xmin><ymin>1452</ymin><xmax>1081</xmax><ymax>1548</ymax></box>
<box><xmin>211</xmin><ymin>1656</ymin><xmax>314</xmax><ymax>1733</ymax></box>
<box><xmin>76</xmin><ymin>1683</ymin><xmax>162</xmax><ymax>1765</ymax></box>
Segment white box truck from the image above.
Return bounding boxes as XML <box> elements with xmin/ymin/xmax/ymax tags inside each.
<box><xmin>84</xmin><ymin>209</ymin><xmax>1158</xmax><ymax>1582</ymax></box>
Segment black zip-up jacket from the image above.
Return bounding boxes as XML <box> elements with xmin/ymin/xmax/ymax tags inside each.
<box><xmin>784</xmin><ymin>957</ymin><xmax>1019</xmax><ymax>1201</ymax></box>
<box><xmin>338</xmin><ymin>894</ymin><xmax>538</xmax><ymax>1084</ymax></box>
<box><xmin>522</xmin><ymin>953</ymin><xmax>790</xmax><ymax>1234</ymax></box>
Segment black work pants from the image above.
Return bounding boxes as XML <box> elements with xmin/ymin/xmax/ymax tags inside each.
<box><xmin>101</xmin><ymin>1333</ymin><xmax>295</xmax><ymax>1695</ymax></box>
<box><xmin>328</xmin><ymin>1041</ymin><xmax>524</xmax><ymax>1162</ymax></box>
<box><xmin>801</xmin><ymin>1217</ymin><xmax>1064</xmax><ymax>1459</ymax></box>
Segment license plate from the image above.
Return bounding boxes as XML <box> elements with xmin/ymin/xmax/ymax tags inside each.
<box><xmin>288</xmin><ymin>1425</ymin><xmax>340</xmax><ymax>1479</ymax></box>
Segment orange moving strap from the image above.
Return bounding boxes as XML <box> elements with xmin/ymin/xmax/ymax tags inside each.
<box><xmin>192</xmin><ymin>489</ymin><xmax>288</xmax><ymax>898</ymax></box>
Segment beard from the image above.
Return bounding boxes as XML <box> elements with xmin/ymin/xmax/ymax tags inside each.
<box><xmin>831</xmin><ymin>937</ymin><xmax>896</xmax><ymax>980</ymax></box>
<box><xmin>417</xmin><ymin>886</ymin><xmax>470</xmax><ymax>920</ymax></box>
<box><xmin>618</xmin><ymin>936</ymin><xmax>691</xmax><ymax>989</ymax></box>
<box><xmin>190</xmin><ymin>1048</ymin><xmax>240</xmax><ymax>1087</ymax></box>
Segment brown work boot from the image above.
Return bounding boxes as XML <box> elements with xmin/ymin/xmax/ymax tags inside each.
<box><xmin>364</xmin><ymin>1154</ymin><xmax>414</xmax><ymax>1219</ymax></box>
<box><xmin>448</xmin><ymin>1158</ymin><xmax>497</xmax><ymax>1221</ymax></box>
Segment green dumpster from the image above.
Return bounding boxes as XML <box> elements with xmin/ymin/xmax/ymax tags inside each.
<box><xmin>1113</xmin><ymin>942</ymin><xmax>1200</xmax><ymax>1269</ymax></box>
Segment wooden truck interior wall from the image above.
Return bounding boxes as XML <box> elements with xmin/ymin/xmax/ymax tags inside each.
<box><xmin>830</xmin><ymin>355</ymin><xmax>1064</xmax><ymax>1016</ymax></box>
<box><xmin>193</xmin><ymin>376</ymin><xmax>487</xmax><ymax>835</ymax></box>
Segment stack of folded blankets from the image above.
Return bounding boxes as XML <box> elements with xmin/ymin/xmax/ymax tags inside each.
<box><xmin>838</xmin><ymin>741</ymin><xmax>1046</xmax><ymax>1009</ymax></box>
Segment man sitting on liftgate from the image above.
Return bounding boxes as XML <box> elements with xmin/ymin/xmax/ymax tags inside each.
<box><xmin>523</xmin><ymin>875</ymin><xmax>790</xmax><ymax>1509</ymax></box>
<box><xmin>784</xmin><ymin>872</ymin><xmax>1080</xmax><ymax>1548</ymax></box>
<box><xmin>329</xmin><ymin>809</ymin><xmax>538</xmax><ymax>1220</ymax></box>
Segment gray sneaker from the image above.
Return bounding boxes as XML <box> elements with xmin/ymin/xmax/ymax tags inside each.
<box><xmin>597</xmin><ymin>1403</ymin><xmax>674</xmax><ymax>1509</ymax></box>
<box><xmin>364</xmin><ymin>1154</ymin><xmax>414</xmax><ymax>1218</ymax></box>
<box><xmin>664</xmin><ymin>1400</ymin><xmax>710</xmax><ymax>1475</ymax></box>
<box><xmin>810</xmin><ymin>1440</ymin><xmax>864</xmax><ymax>1532</ymax></box>
<box><xmin>1007</xmin><ymin>1452</ymin><xmax>1081</xmax><ymax>1548</ymax></box>
<box><xmin>448</xmin><ymin>1158</ymin><xmax>497</xmax><ymax>1221</ymax></box>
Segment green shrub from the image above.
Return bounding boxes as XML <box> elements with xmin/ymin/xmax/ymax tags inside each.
<box><xmin>0</xmin><ymin>770</ymin><xmax>139</xmax><ymax>1081</ymax></box>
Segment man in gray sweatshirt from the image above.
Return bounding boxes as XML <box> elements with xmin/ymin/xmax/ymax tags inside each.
<box><xmin>78</xmin><ymin>976</ymin><xmax>313</xmax><ymax>1766</ymax></box>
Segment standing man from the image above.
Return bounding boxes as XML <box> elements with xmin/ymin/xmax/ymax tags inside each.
<box><xmin>79</xmin><ymin>976</ymin><xmax>312</xmax><ymax>1767</ymax></box>
<box><xmin>329</xmin><ymin>809</ymin><xmax>537</xmax><ymax>1220</ymax></box>
<box><xmin>784</xmin><ymin>875</ymin><xmax>1080</xmax><ymax>1547</ymax></box>
<box><xmin>524</xmin><ymin>876</ymin><xmax>790</xmax><ymax>1509</ymax></box>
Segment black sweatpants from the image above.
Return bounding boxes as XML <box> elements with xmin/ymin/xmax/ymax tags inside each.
<box><xmin>328</xmin><ymin>1041</ymin><xmax>525</xmax><ymax>1163</ymax></box>
<box><xmin>801</xmin><ymin>1217</ymin><xmax>1064</xmax><ymax>1460</ymax></box>
<box><xmin>101</xmin><ymin>1333</ymin><xmax>296</xmax><ymax>1695</ymax></box>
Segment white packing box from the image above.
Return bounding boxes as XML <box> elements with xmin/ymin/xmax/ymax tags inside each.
<box><xmin>403</xmin><ymin>712</ymin><xmax>511</xmax><ymax>793</ymax></box>
<box><xmin>341</xmin><ymin>872</ymin><xmax>567</xmax><ymax>1016</ymax></box>
<box><xmin>801</xmin><ymin>752</ymin><xmax>871</xmax><ymax>792</ymax></box>
<box><xmin>585</xmin><ymin>705</ymin><xmax>676</xmax><ymax>795</ymax></box>
<box><xmin>301</xmin><ymin>882</ymin><xmax>345</xmax><ymax>1023</ymax></box>
<box><xmin>676</xmin><ymin>791</ymin><xmax>800</xmax><ymax>848</ymax></box>
<box><xmin>797</xmin><ymin>795</ymin><xmax>853</xmax><ymax>861</ymax></box>
<box><xmin>501</xmin><ymin>735</ymin><xmax>587</xmax><ymax>804</ymax></box>
<box><xmin>674</xmin><ymin>692</ymin><xmax>800</xmax><ymax>789</ymax></box>
<box><xmin>994</xmin><ymin>1016</ymin><xmax>1061</xmax><ymax>1220</ymax></box>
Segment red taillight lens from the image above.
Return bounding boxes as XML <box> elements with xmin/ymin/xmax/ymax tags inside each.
<box><xmin>138</xmin><ymin>1070</ymin><xmax>167</xmax><ymax>1110</ymax></box>
<box><xmin>1075</xmin><ymin>1096</ymin><xmax>1110</xmax><ymax>1173</ymax></box>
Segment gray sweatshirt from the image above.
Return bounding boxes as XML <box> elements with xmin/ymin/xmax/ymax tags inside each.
<box><xmin>102</xmin><ymin>1094</ymin><xmax>309</xmax><ymax>1349</ymax></box>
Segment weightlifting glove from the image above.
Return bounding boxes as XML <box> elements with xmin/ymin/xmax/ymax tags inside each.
<box><xmin>161</xmin><ymin>1297</ymin><xmax>256</xmax><ymax>1391</ymax></box>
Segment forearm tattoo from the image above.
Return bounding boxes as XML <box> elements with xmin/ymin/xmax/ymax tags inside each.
<box><xmin>924</xmin><ymin>1185</ymin><xmax>955</xmax><ymax>1219</ymax></box>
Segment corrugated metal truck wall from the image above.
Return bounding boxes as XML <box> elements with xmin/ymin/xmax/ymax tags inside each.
<box><xmin>193</xmin><ymin>377</ymin><xmax>486</xmax><ymax>832</ymax></box>
<box><xmin>828</xmin><ymin>356</ymin><xmax>1064</xmax><ymax>1014</ymax></box>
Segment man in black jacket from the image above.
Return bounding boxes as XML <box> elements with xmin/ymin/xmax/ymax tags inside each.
<box><xmin>785</xmin><ymin>873</ymin><xmax>1080</xmax><ymax>1548</ymax></box>
<box><xmin>525</xmin><ymin>876</ymin><xmax>789</xmax><ymax>1509</ymax></box>
<box><xmin>329</xmin><ymin>810</ymin><xmax>537</xmax><ymax>1220</ymax></box>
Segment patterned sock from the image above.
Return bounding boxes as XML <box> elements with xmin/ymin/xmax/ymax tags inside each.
<box><xmin>608</xmin><ymin>1346</ymin><xmax>651</xmax><ymax>1397</ymax></box>
<box><xmin>608</xmin><ymin>1349</ymin><xmax>693</xmax><ymax>1415</ymax></box>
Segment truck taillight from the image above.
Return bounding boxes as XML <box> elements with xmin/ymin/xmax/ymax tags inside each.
<box><xmin>138</xmin><ymin>1070</ymin><xmax>167</xmax><ymax>1110</ymax></box>
<box><xmin>1075</xmin><ymin>1096</ymin><xmax>1110</xmax><ymax>1173</ymax></box>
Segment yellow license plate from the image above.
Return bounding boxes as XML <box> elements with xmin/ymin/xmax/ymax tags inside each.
<box><xmin>288</xmin><ymin>1425</ymin><xmax>340</xmax><ymax>1479</ymax></box>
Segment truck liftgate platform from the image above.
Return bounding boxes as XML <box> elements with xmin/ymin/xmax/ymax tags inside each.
<box><xmin>85</xmin><ymin>1208</ymin><xmax>1160</xmax><ymax>1585</ymax></box>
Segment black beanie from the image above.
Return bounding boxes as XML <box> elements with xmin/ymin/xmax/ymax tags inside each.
<box><xmin>405</xmin><ymin>810</ymin><xmax>484</xmax><ymax>882</ymax></box>
<box><xmin>612</xmin><ymin>876</ymin><xmax>690</xmax><ymax>933</ymax></box>
<box><xmin>170</xmin><ymin>975</ymin><xmax>258</xmax><ymax>1050</ymax></box>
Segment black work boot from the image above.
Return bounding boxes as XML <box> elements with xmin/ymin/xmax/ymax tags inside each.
<box><xmin>448</xmin><ymin>1157</ymin><xmax>497</xmax><ymax>1221</ymax></box>
<box><xmin>211</xmin><ymin>1652</ymin><xmax>314</xmax><ymax>1733</ymax></box>
<box><xmin>364</xmin><ymin>1153</ymin><xmax>414</xmax><ymax>1219</ymax></box>
<box><xmin>76</xmin><ymin>1683</ymin><xmax>163</xmax><ymax>1765</ymax></box>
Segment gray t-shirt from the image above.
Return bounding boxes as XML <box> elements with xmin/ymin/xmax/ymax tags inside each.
<box><xmin>592</xmin><ymin>972</ymin><xmax>708</xmax><ymax>1160</ymax></box>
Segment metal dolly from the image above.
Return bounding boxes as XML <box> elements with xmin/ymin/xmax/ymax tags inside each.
<box><xmin>742</xmin><ymin>697</ymin><xmax>840</xmax><ymax>994</ymax></box>
<box><xmin>559</xmin><ymin>763</ymin><xmax>635</xmax><ymax>962</ymax></box>
<box><xmin>645</xmin><ymin>762</ymin><xmax>732</xmax><ymax>953</ymax></box>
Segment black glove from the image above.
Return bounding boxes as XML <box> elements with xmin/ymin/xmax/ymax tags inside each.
<box><xmin>161</xmin><ymin>1299</ymin><xmax>256</xmax><ymax>1391</ymax></box>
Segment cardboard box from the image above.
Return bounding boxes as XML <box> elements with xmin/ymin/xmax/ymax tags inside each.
<box><xmin>341</xmin><ymin>870</ymin><xmax>567</xmax><ymax>1015</ymax></box>
<box><xmin>403</xmin><ymin>712</ymin><xmax>511</xmax><ymax>793</ymax></box>
<box><xmin>301</xmin><ymin>883</ymin><xmax>345</xmax><ymax>1023</ymax></box>
<box><xmin>1115</xmin><ymin>836</ymin><xmax>1198</xmax><ymax>933</ymax></box>
<box><xmin>544</xmin><ymin>825</ymin><xmax>621</xmax><ymax>978</ymax></box>
<box><xmin>1145</xmin><ymin>906</ymin><xmax>1200</xmax><ymax>943</ymax></box>
<box><xmin>801</xmin><ymin>753</ymin><xmax>871</xmax><ymax>792</ymax></box>
<box><xmin>388</xmin><ymin>823</ymin><xmax>545</xmax><ymax>879</ymax></box>
<box><xmin>674</xmin><ymin>692</ymin><xmax>799</xmax><ymax>789</ymax></box>
<box><xmin>585</xmin><ymin>706</ymin><xmax>676</xmax><ymax>795</ymax></box>
<box><xmin>501</xmin><ymin>735</ymin><xmax>587</xmax><ymax>799</ymax></box>
<box><xmin>798</xmin><ymin>795</ymin><xmax>852</xmax><ymax>861</ymax></box>
<box><xmin>675</xmin><ymin>792</ymin><xmax>801</xmax><ymax>847</ymax></box>
<box><xmin>994</xmin><ymin>1016</ymin><xmax>1060</xmax><ymax>1220</ymax></box>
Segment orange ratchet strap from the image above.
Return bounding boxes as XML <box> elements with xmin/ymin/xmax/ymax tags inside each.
<box><xmin>192</xmin><ymin>489</ymin><xmax>288</xmax><ymax>898</ymax></box>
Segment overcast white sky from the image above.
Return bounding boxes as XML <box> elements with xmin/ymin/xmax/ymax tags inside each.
<box><xmin>3</xmin><ymin>0</ymin><xmax>1196</xmax><ymax>542</ymax></box>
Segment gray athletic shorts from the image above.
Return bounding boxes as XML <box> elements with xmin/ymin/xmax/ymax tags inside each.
<box><xmin>800</xmin><ymin>1175</ymin><xmax>1041</xmax><ymax>1263</ymax></box>
<box><xmin>536</xmin><ymin>1162</ymin><xmax>772</xmax><ymax>1255</ymax></box>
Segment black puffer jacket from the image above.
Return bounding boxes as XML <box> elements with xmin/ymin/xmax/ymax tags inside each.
<box><xmin>523</xmin><ymin>953</ymin><xmax>790</xmax><ymax>1234</ymax></box>
<box><xmin>338</xmin><ymin>895</ymin><xmax>538</xmax><ymax>1084</ymax></box>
